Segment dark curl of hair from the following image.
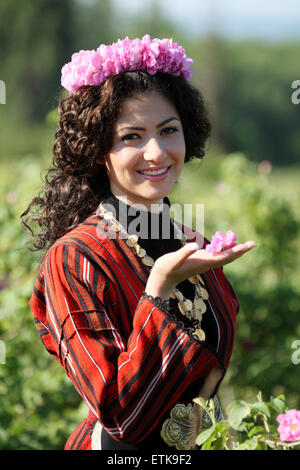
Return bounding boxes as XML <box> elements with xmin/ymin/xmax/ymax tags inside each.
<box><xmin>21</xmin><ymin>71</ymin><xmax>211</xmax><ymax>254</ymax></box>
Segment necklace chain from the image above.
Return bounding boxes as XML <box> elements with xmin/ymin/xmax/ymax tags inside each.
<box><xmin>96</xmin><ymin>202</ymin><xmax>209</xmax><ymax>342</ymax></box>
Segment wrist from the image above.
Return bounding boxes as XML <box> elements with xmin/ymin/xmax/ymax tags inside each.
<box><xmin>145</xmin><ymin>268</ymin><xmax>174</xmax><ymax>301</ymax></box>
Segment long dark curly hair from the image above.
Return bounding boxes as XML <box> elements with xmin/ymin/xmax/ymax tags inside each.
<box><xmin>21</xmin><ymin>71</ymin><xmax>211</xmax><ymax>255</ymax></box>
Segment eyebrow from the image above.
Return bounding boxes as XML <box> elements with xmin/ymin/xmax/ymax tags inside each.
<box><xmin>118</xmin><ymin>117</ymin><xmax>180</xmax><ymax>132</ymax></box>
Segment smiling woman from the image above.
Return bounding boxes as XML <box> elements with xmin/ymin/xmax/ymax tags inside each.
<box><xmin>103</xmin><ymin>92</ymin><xmax>186</xmax><ymax>209</ymax></box>
<box><xmin>21</xmin><ymin>64</ymin><xmax>210</xmax><ymax>251</ymax></box>
<box><xmin>21</xmin><ymin>35</ymin><xmax>256</xmax><ymax>451</ymax></box>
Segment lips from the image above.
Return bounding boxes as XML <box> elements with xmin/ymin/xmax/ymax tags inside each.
<box><xmin>136</xmin><ymin>165</ymin><xmax>172</xmax><ymax>181</ymax></box>
<box><xmin>137</xmin><ymin>165</ymin><xmax>171</xmax><ymax>176</ymax></box>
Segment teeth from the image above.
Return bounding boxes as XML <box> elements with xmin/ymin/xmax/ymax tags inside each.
<box><xmin>139</xmin><ymin>167</ymin><xmax>168</xmax><ymax>176</ymax></box>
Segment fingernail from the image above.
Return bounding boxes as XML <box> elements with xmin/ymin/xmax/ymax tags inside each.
<box><xmin>246</xmin><ymin>241</ymin><xmax>258</xmax><ymax>248</ymax></box>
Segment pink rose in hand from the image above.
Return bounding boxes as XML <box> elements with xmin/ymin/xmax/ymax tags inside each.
<box><xmin>205</xmin><ymin>230</ymin><xmax>238</xmax><ymax>253</ymax></box>
<box><xmin>277</xmin><ymin>409</ymin><xmax>300</xmax><ymax>442</ymax></box>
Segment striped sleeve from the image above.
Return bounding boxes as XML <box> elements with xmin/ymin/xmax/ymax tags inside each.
<box><xmin>32</xmin><ymin>243</ymin><xmax>223</xmax><ymax>445</ymax></box>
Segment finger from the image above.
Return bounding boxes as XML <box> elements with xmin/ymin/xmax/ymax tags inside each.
<box><xmin>189</xmin><ymin>241</ymin><xmax>257</xmax><ymax>261</ymax></box>
<box><xmin>171</xmin><ymin>242</ymin><xmax>201</xmax><ymax>269</ymax></box>
<box><xmin>213</xmin><ymin>241</ymin><xmax>257</xmax><ymax>265</ymax></box>
<box><xmin>223</xmin><ymin>241</ymin><xmax>257</xmax><ymax>256</ymax></box>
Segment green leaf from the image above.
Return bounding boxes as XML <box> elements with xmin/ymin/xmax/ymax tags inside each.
<box><xmin>236</xmin><ymin>437</ymin><xmax>259</xmax><ymax>450</ymax></box>
<box><xmin>237</xmin><ymin>422</ymin><xmax>249</xmax><ymax>432</ymax></box>
<box><xmin>213</xmin><ymin>435</ymin><xmax>227</xmax><ymax>450</ymax></box>
<box><xmin>214</xmin><ymin>421</ymin><xmax>230</xmax><ymax>434</ymax></box>
<box><xmin>202</xmin><ymin>433</ymin><xmax>217</xmax><ymax>451</ymax></box>
<box><xmin>193</xmin><ymin>396</ymin><xmax>210</xmax><ymax>413</ymax></box>
<box><xmin>227</xmin><ymin>400</ymin><xmax>251</xmax><ymax>430</ymax></box>
<box><xmin>270</xmin><ymin>397</ymin><xmax>287</xmax><ymax>414</ymax></box>
<box><xmin>195</xmin><ymin>425</ymin><xmax>216</xmax><ymax>446</ymax></box>
<box><xmin>248</xmin><ymin>425</ymin><xmax>265</xmax><ymax>437</ymax></box>
<box><xmin>250</xmin><ymin>401</ymin><xmax>270</xmax><ymax>417</ymax></box>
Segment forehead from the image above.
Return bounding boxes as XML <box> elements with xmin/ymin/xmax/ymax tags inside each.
<box><xmin>116</xmin><ymin>92</ymin><xmax>179</xmax><ymax>127</ymax></box>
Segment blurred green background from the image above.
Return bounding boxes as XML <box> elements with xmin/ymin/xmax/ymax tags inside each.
<box><xmin>0</xmin><ymin>0</ymin><xmax>299</xmax><ymax>450</ymax></box>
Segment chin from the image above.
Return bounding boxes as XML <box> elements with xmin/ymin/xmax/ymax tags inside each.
<box><xmin>143</xmin><ymin>189</ymin><xmax>170</xmax><ymax>201</ymax></box>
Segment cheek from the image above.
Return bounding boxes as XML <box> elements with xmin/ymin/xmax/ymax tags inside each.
<box><xmin>173</xmin><ymin>140</ymin><xmax>186</xmax><ymax>173</ymax></box>
<box><xmin>105</xmin><ymin>150</ymin><xmax>139</xmax><ymax>177</ymax></box>
<box><xmin>176</xmin><ymin>157</ymin><xmax>185</xmax><ymax>176</ymax></box>
<box><xmin>173</xmin><ymin>139</ymin><xmax>186</xmax><ymax>163</ymax></box>
<box><xmin>104</xmin><ymin>156</ymin><xmax>123</xmax><ymax>181</ymax></box>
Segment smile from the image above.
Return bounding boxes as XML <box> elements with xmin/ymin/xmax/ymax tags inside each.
<box><xmin>137</xmin><ymin>166</ymin><xmax>171</xmax><ymax>178</ymax></box>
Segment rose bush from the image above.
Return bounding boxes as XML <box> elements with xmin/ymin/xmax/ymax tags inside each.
<box><xmin>194</xmin><ymin>392</ymin><xmax>300</xmax><ymax>450</ymax></box>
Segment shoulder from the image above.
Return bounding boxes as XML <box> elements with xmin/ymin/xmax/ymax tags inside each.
<box><xmin>40</xmin><ymin>213</ymin><xmax>127</xmax><ymax>283</ymax></box>
<box><xmin>39</xmin><ymin>214</ymin><xmax>109</xmax><ymax>270</ymax></box>
<box><xmin>46</xmin><ymin>214</ymin><xmax>109</xmax><ymax>255</ymax></box>
<box><xmin>55</xmin><ymin>214</ymin><xmax>104</xmax><ymax>249</ymax></box>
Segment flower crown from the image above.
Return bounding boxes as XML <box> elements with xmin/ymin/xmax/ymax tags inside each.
<box><xmin>61</xmin><ymin>35</ymin><xmax>194</xmax><ymax>94</ymax></box>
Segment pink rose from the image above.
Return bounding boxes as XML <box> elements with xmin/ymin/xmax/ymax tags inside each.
<box><xmin>205</xmin><ymin>230</ymin><xmax>238</xmax><ymax>253</ymax></box>
<box><xmin>277</xmin><ymin>409</ymin><xmax>300</xmax><ymax>442</ymax></box>
<box><xmin>61</xmin><ymin>35</ymin><xmax>194</xmax><ymax>94</ymax></box>
<box><xmin>61</xmin><ymin>49</ymin><xmax>103</xmax><ymax>93</ymax></box>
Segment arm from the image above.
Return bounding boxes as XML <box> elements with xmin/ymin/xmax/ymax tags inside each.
<box><xmin>32</xmin><ymin>243</ymin><xmax>223</xmax><ymax>445</ymax></box>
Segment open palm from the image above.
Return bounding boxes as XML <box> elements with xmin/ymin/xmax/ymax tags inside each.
<box><xmin>151</xmin><ymin>241</ymin><xmax>257</xmax><ymax>290</ymax></box>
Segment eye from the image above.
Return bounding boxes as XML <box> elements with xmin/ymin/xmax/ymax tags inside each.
<box><xmin>161</xmin><ymin>126</ymin><xmax>179</xmax><ymax>136</ymax></box>
<box><xmin>121</xmin><ymin>133</ymin><xmax>140</xmax><ymax>142</ymax></box>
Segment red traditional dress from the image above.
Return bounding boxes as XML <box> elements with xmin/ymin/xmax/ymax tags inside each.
<box><xmin>29</xmin><ymin>194</ymin><xmax>239</xmax><ymax>450</ymax></box>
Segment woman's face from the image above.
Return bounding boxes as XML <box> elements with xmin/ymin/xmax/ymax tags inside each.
<box><xmin>103</xmin><ymin>91</ymin><xmax>186</xmax><ymax>210</ymax></box>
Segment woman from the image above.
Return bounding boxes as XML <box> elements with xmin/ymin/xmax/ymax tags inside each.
<box><xmin>21</xmin><ymin>35</ymin><xmax>256</xmax><ymax>450</ymax></box>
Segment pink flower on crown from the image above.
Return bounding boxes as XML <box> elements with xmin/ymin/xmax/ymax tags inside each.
<box><xmin>205</xmin><ymin>230</ymin><xmax>238</xmax><ymax>253</ymax></box>
<box><xmin>61</xmin><ymin>49</ymin><xmax>103</xmax><ymax>95</ymax></box>
<box><xmin>61</xmin><ymin>35</ymin><xmax>194</xmax><ymax>94</ymax></box>
<box><xmin>277</xmin><ymin>409</ymin><xmax>300</xmax><ymax>442</ymax></box>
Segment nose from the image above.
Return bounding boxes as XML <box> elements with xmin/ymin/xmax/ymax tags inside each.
<box><xmin>143</xmin><ymin>137</ymin><xmax>165</xmax><ymax>162</ymax></box>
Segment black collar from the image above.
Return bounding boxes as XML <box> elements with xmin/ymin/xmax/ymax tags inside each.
<box><xmin>101</xmin><ymin>191</ymin><xmax>174</xmax><ymax>241</ymax></box>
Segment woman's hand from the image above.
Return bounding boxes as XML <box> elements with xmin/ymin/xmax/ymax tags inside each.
<box><xmin>145</xmin><ymin>241</ymin><xmax>257</xmax><ymax>300</ymax></box>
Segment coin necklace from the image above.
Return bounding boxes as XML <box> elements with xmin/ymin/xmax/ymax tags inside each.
<box><xmin>96</xmin><ymin>203</ymin><xmax>209</xmax><ymax>342</ymax></box>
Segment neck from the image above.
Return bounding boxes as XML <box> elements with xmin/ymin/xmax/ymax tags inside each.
<box><xmin>110</xmin><ymin>190</ymin><xmax>165</xmax><ymax>214</ymax></box>
<box><xmin>99</xmin><ymin>189</ymin><xmax>176</xmax><ymax>242</ymax></box>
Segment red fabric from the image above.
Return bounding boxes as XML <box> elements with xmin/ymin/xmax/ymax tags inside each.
<box><xmin>29</xmin><ymin>214</ymin><xmax>239</xmax><ymax>449</ymax></box>
<box><xmin>87</xmin><ymin>408</ymin><xmax>97</xmax><ymax>427</ymax></box>
<box><xmin>64</xmin><ymin>418</ymin><xmax>93</xmax><ymax>450</ymax></box>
